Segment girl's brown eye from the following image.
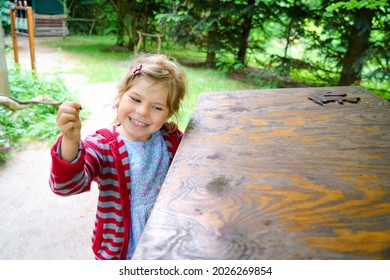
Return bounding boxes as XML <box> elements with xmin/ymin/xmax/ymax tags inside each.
<box><xmin>131</xmin><ymin>97</ymin><xmax>141</xmax><ymax>103</ymax></box>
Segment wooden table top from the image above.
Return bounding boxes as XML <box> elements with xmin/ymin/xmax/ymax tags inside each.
<box><xmin>132</xmin><ymin>86</ymin><xmax>390</xmax><ymax>260</ymax></box>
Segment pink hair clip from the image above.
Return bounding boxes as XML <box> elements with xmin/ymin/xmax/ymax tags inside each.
<box><xmin>133</xmin><ymin>64</ymin><xmax>142</xmax><ymax>76</ymax></box>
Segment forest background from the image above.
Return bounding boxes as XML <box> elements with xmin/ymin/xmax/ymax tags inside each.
<box><xmin>2</xmin><ymin>0</ymin><xmax>389</xmax><ymax>96</ymax></box>
<box><xmin>0</xmin><ymin>0</ymin><xmax>389</xmax><ymax>163</ymax></box>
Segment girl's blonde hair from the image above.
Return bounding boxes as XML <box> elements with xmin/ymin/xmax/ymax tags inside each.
<box><xmin>114</xmin><ymin>53</ymin><xmax>187</xmax><ymax>125</ymax></box>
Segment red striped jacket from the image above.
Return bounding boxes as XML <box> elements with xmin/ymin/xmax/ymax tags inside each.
<box><xmin>49</xmin><ymin>123</ymin><xmax>182</xmax><ymax>259</ymax></box>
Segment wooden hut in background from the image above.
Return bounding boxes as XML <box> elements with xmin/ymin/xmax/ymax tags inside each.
<box><xmin>30</xmin><ymin>0</ymin><xmax>69</xmax><ymax>37</ymax></box>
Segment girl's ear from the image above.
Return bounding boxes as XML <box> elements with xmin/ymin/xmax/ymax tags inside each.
<box><xmin>112</xmin><ymin>103</ymin><xmax>119</xmax><ymax>109</ymax></box>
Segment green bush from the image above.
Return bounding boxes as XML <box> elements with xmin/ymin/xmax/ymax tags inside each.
<box><xmin>0</xmin><ymin>64</ymin><xmax>79</xmax><ymax>164</ymax></box>
<box><xmin>1</xmin><ymin>1</ymin><xmax>12</xmax><ymax>35</ymax></box>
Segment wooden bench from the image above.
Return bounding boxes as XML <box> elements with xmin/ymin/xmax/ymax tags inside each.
<box><xmin>135</xmin><ymin>31</ymin><xmax>163</xmax><ymax>54</ymax></box>
<box><xmin>34</xmin><ymin>14</ymin><xmax>69</xmax><ymax>37</ymax></box>
<box><xmin>132</xmin><ymin>86</ymin><xmax>390</xmax><ymax>260</ymax></box>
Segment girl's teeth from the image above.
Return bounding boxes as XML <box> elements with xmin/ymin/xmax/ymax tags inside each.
<box><xmin>131</xmin><ymin>118</ymin><xmax>147</xmax><ymax>127</ymax></box>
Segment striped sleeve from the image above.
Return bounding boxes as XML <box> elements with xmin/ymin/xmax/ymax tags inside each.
<box><xmin>49</xmin><ymin>134</ymin><xmax>102</xmax><ymax>196</ymax></box>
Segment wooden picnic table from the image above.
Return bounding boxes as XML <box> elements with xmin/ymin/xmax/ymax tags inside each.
<box><xmin>132</xmin><ymin>86</ymin><xmax>390</xmax><ymax>260</ymax></box>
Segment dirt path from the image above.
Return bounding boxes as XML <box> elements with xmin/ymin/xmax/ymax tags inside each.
<box><xmin>0</xmin><ymin>36</ymin><xmax>118</xmax><ymax>259</ymax></box>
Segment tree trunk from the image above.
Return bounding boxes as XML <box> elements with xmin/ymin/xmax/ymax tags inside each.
<box><xmin>206</xmin><ymin>48</ymin><xmax>216</xmax><ymax>68</ymax></box>
<box><xmin>127</xmin><ymin>10</ymin><xmax>137</xmax><ymax>51</ymax></box>
<box><xmin>338</xmin><ymin>8</ymin><xmax>374</xmax><ymax>86</ymax></box>
<box><xmin>111</xmin><ymin>0</ymin><xmax>126</xmax><ymax>47</ymax></box>
<box><xmin>237</xmin><ymin>0</ymin><xmax>254</xmax><ymax>66</ymax></box>
<box><xmin>0</xmin><ymin>16</ymin><xmax>10</xmax><ymax>96</ymax></box>
<box><xmin>205</xmin><ymin>0</ymin><xmax>220</xmax><ymax>68</ymax></box>
<box><xmin>116</xmin><ymin>19</ymin><xmax>126</xmax><ymax>47</ymax></box>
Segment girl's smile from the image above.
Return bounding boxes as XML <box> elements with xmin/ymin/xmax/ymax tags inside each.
<box><xmin>129</xmin><ymin>117</ymin><xmax>149</xmax><ymax>128</ymax></box>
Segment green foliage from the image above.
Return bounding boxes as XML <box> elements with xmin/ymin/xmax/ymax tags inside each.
<box><xmin>62</xmin><ymin>0</ymin><xmax>389</xmax><ymax>100</ymax></box>
<box><xmin>0</xmin><ymin>0</ymin><xmax>12</xmax><ymax>34</ymax></box>
<box><xmin>67</xmin><ymin>0</ymin><xmax>171</xmax><ymax>49</ymax></box>
<box><xmin>261</xmin><ymin>0</ymin><xmax>389</xmax><ymax>97</ymax></box>
<box><xmin>0</xmin><ymin>64</ymin><xmax>78</xmax><ymax>163</ymax></box>
<box><xmin>327</xmin><ymin>0</ymin><xmax>386</xmax><ymax>11</ymax></box>
<box><xmin>66</xmin><ymin>0</ymin><xmax>108</xmax><ymax>35</ymax></box>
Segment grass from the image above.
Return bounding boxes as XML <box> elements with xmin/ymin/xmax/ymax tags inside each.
<box><xmin>46</xmin><ymin>36</ymin><xmax>130</xmax><ymax>83</ymax></box>
<box><xmin>43</xmin><ymin>35</ymin><xmax>258</xmax><ymax>131</ymax></box>
<box><xmin>177</xmin><ymin>67</ymin><xmax>258</xmax><ymax>130</ymax></box>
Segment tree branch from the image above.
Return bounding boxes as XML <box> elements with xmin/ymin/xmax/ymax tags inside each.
<box><xmin>0</xmin><ymin>94</ymin><xmax>62</xmax><ymax>111</ymax></box>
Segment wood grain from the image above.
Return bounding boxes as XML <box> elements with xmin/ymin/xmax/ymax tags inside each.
<box><xmin>132</xmin><ymin>86</ymin><xmax>390</xmax><ymax>260</ymax></box>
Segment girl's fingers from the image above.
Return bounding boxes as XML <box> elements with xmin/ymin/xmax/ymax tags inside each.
<box><xmin>57</xmin><ymin>102</ymin><xmax>82</xmax><ymax>120</ymax></box>
<box><xmin>60</xmin><ymin>119</ymin><xmax>82</xmax><ymax>140</ymax></box>
<box><xmin>57</xmin><ymin>103</ymin><xmax>82</xmax><ymax>124</ymax></box>
<box><xmin>62</xmin><ymin>101</ymin><xmax>82</xmax><ymax>111</ymax></box>
<box><xmin>57</xmin><ymin>112</ymin><xmax>78</xmax><ymax>124</ymax></box>
<box><xmin>58</xmin><ymin>104</ymin><xmax>81</xmax><ymax>116</ymax></box>
<box><xmin>56</xmin><ymin>101</ymin><xmax>82</xmax><ymax>139</ymax></box>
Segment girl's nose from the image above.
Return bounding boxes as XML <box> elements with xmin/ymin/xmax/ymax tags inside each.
<box><xmin>137</xmin><ymin>104</ymin><xmax>149</xmax><ymax>117</ymax></box>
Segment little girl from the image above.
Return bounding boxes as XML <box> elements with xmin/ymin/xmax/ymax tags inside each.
<box><xmin>49</xmin><ymin>53</ymin><xmax>187</xmax><ymax>260</ymax></box>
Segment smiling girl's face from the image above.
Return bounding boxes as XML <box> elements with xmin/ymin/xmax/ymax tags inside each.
<box><xmin>116</xmin><ymin>77</ymin><xmax>170</xmax><ymax>142</ymax></box>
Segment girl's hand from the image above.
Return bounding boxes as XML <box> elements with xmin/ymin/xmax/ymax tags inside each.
<box><xmin>56</xmin><ymin>102</ymin><xmax>82</xmax><ymax>162</ymax></box>
<box><xmin>56</xmin><ymin>101</ymin><xmax>82</xmax><ymax>142</ymax></box>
